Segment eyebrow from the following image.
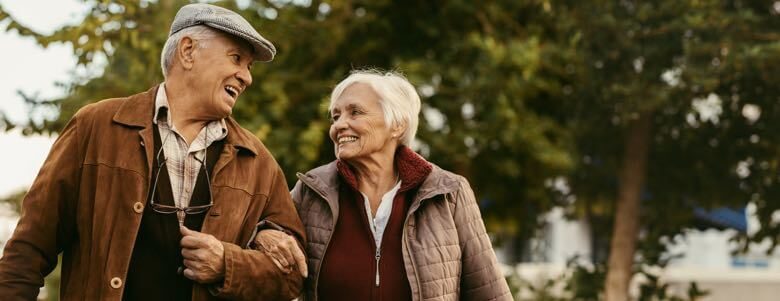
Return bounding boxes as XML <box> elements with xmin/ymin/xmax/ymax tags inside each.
<box><xmin>331</xmin><ymin>103</ymin><xmax>364</xmax><ymax>113</ymax></box>
<box><xmin>228</xmin><ymin>47</ymin><xmax>254</xmax><ymax>69</ymax></box>
<box><xmin>228</xmin><ymin>46</ymin><xmax>252</xmax><ymax>57</ymax></box>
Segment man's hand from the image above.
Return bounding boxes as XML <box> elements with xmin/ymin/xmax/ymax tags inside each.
<box><xmin>180</xmin><ymin>226</ymin><xmax>226</xmax><ymax>283</ymax></box>
<box><xmin>254</xmin><ymin>230</ymin><xmax>308</xmax><ymax>277</ymax></box>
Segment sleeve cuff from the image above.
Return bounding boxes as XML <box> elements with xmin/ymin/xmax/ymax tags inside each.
<box><xmin>246</xmin><ymin>219</ymin><xmax>293</xmax><ymax>249</ymax></box>
<box><xmin>208</xmin><ymin>242</ymin><xmax>238</xmax><ymax>297</ymax></box>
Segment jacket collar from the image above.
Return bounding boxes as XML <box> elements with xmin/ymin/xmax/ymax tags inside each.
<box><xmin>111</xmin><ymin>84</ymin><xmax>259</xmax><ymax>156</ymax></box>
<box><xmin>336</xmin><ymin>146</ymin><xmax>433</xmax><ymax>194</ymax></box>
<box><xmin>299</xmin><ymin>146</ymin><xmax>460</xmax><ymax>209</ymax></box>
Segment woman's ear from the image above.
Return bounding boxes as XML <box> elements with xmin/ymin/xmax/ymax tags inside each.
<box><xmin>392</xmin><ymin>123</ymin><xmax>406</xmax><ymax>139</ymax></box>
<box><xmin>177</xmin><ymin>36</ymin><xmax>196</xmax><ymax>70</ymax></box>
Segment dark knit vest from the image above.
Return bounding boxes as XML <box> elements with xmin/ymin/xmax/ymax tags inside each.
<box><xmin>122</xmin><ymin>124</ymin><xmax>224</xmax><ymax>301</ymax></box>
<box><xmin>318</xmin><ymin>146</ymin><xmax>432</xmax><ymax>301</ymax></box>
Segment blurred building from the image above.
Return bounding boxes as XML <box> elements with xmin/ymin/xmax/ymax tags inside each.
<box><xmin>502</xmin><ymin>205</ymin><xmax>780</xmax><ymax>300</ymax></box>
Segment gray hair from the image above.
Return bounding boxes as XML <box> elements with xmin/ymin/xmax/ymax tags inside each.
<box><xmin>330</xmin><ymin>70</ymin><xmax>421</xmax><ymax>147</ymax></box>
<box><xmin>160</xmin><ymin>25</ymin><xmax>220</xmax><ymax>78</ymax></box>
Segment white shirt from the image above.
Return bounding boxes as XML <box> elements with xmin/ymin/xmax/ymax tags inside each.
<box><xmin>360</xmin><ymin>180</ymin><xmax>402</xmax><ymax>249</ymax></box>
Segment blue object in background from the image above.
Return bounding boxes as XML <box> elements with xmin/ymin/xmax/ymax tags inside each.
<box><xmin>693</xmin><ymin>206</ymin><xmax>747</xmax><ymax>233</ymax></box>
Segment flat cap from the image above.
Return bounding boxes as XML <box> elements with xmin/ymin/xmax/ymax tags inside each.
<box><xmin>169</xmin><ymin>3</ymin><xmax>276</xmax><ymax>62</ymax></box>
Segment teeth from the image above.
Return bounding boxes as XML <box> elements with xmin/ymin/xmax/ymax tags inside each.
<box><xmin>225</xmin><ymin>86</ymin><xmax>238</xmax><ymax>97</ymax></box>
<box><xmin>338</xmin><ymin>136</ymin><xmax>357</xmax><ymax>144</ymax></box>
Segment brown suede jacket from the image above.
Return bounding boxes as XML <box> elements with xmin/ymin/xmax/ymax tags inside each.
<box><xmin>0</xmin><ymin>86</ymin><xmax>305</xmax><ymax>300</ymax></box>
<box><xmin>293</xmin><ymin>147</ymin><xmax>512</xmax><ymax>301</ymax></box>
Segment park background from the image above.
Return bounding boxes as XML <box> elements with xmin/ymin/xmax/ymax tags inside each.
<box><xmin>1</xmin><ymin>0</ymin><xmax>780</xmax><ymax>300</ymax></box>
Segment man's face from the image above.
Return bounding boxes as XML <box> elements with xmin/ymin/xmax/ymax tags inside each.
<box><xmin>188</xmin><ymin>33</ymin><xmax>254</xmax><ymax>120</ymax></box>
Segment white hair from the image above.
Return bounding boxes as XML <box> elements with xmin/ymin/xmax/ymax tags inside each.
<box><xmin>160</xmin><ymin>25</ymin><xmax>220</xmax><ymax>78</ymax></box>
<box><xmin>329</xmin><ymin>70</ymin><xmax>421</xmax><ymax>147</ymax></box>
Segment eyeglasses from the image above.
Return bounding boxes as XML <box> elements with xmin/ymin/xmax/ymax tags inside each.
<box><xmin>148</xmin><ymin>142</ymin><xmax>213</xmax><ymax>225</ymax></box>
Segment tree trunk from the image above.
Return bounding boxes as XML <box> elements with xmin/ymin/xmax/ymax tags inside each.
<box><xmin>604</xmin><ymin>112</ymin><xmax>653</xmax><ymax>301</ymax></box>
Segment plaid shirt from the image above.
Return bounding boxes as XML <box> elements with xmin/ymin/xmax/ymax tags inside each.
<box><xmin>153</xmin><ymin>83</ymin><xmax>227</xmax><ymax>211</ymax></box>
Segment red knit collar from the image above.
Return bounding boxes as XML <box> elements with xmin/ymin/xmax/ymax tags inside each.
<box><xmin>337</xmin><ymin>146</ymin><xmax>433</xmax><ymax>194</ymax></box>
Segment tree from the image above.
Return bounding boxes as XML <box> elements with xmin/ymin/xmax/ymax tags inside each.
<box><xmin>4</xmin><ymin>1</ymin><xmax>780</xmax><ymax>300</ymax></box>
<box><xmin>0</xmin><ymin>0</ymin><xmax>574</xmax><ymax>247</ymax></box>
<box><xmin>555</xmin><ymin>1</ymin><xmax>780</xmax><ymax>300</ymax></box>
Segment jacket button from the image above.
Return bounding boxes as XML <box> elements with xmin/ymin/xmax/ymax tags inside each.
<box><xmin>133</xmin><ymin>202</ymin><xmax>144</xmax><ymax>214</ymax></box>
<box><xmin>110</xmin><ymin>277</ymin><xmax>123</xmax><ymax>289</ymax></box>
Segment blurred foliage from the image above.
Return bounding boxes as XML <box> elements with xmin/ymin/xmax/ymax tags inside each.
<box><xmin>547</xmin><ymin>0</ymin><xmax>780</xmax><ymax>271</ymax></box>
<box><xmin>3</xmin><ymin>0</ymin><xmax>780</xmax><ymax>299</ymax></box>
<box><xmin>0</xmin><ymin>0</ymin><xmax>576</xmax><ymax>244</ymax></box>
<box><xmin>636</xmin><ymin>256</ymin><xmax>709</xmax><ymax>301</ymax></box>
<box><xmin>0</xmin><ymin>189</ymin><xmax>25</xmax><ymax>214</ymax></box>
<box><xmin>508</xmin><ymin>258</ymin><xmax>708</xmax><ymax>301</ymax></box>
<box><xmin>543</xmin><ymin>1</ymin><xmax>780</xmax><ymax>297</ymax></box>
<box><xmin>0</xmin><ymin>190</ymin><xmax>60</xmax><ymax>301</ymax></box>
<box><xmin>41</xmin><ymin>258</ymin><xmax>61</xmax><ymax>301</ymax></box>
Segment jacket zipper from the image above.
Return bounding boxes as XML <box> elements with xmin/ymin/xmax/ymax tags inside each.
<box><xmin>375</xmin><ymin>247</ymin><xmax>381</xmax><ymax>287</ymax></box>
<box><xmin>372</xmin><ymin>211</ymin><xmax>382</xmax><ymax>287</ymax></box>
<box><xmin>301</xmin><ymin>172</ymin><xmax>444</xmax><ymax>300</ymax></box>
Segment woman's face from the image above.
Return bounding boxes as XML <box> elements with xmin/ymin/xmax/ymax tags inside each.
<box><xmin>329</xmin><ymin>83</ymin><xmax>398</xmax><ymax>162</ymax></box>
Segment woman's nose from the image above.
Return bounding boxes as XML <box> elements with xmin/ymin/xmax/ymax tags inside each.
<box><xmin>333</xmin><ymin>118</ymin><xmax>348</xmax><ymax>131</ymax></box>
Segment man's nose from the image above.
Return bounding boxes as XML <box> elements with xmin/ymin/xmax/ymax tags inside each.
<box><xmin>236</xmin><ymin>68</ymin><xmax>252</xmax><ymax>88</ymax></box>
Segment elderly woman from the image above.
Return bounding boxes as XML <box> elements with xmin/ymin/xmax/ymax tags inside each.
<box><xmin>258</xmin><ymin>70</ymin><xmax>511</xmax><ymax>301</ymax></box>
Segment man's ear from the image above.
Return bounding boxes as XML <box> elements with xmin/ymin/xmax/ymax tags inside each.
<box><xmin>177</xmin><ymin>36</ymin><xmax>196</xmax><ymax>70</ymax></box>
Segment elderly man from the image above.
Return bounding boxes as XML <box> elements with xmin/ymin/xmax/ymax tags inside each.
<box><xmin>0</xmin><ymin>4</ymin><xmax>305</xmax><ymax>300</ymax></box>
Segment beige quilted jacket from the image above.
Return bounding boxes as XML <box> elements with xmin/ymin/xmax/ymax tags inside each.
<box><xmin>292</xmin><ymin>161</ymin><xmax>512</xmax><ymax>301</ymax></box>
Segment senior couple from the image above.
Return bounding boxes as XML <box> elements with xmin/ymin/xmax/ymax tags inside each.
<box><xmin>0</xmin><ymin>3</ymin><xmax>510</xmax><ymax>301</ymax></box>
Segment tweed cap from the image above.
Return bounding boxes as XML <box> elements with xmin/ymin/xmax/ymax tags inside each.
<box><xmin>170</xmin><ymin>3</ymin><xmax>276</xmax><ymax>62</ymax></box>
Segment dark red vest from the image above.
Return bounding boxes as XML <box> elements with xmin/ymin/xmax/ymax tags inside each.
<box><xmin>318</xmin><ymin>147</ymin><xmax>432</xmax><ymax>301</ymax></box>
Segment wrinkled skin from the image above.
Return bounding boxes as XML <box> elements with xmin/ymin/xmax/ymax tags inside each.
<box><xmin>255</xmin><ymin>230</ymin><xmax>308</xmax><ymax>277</ymax></box>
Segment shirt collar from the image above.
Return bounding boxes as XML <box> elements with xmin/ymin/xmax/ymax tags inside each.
<box><xmin>153</xmin><ymin>82</ymin><xmax>173</xmax><ymax>126</ymax></box>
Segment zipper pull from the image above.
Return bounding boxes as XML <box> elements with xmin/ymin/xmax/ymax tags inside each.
<box><xmin>375</xmin><ymin>249</ymin><xmax>381</xmax><ymax>287</ymax></box>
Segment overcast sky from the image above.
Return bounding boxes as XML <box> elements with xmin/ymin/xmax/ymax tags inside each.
<box><xmin>0</xmin><ymin>0</ymin><xmax>88</xmax><ymax>197</ymax></box>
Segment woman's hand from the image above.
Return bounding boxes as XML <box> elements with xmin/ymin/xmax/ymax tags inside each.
<box><xmin>255</xmin><ymin>230</ymin><xmax>308</xmax><ymax>277</ymax></box>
